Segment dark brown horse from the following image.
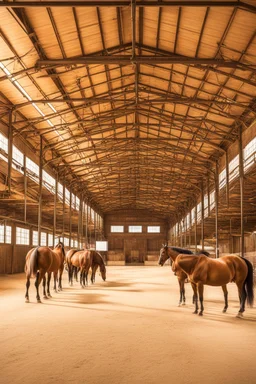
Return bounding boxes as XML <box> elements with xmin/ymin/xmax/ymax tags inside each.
<box><xmin>158</xmin><ymin>246</ymin><xmax>219</xmax><ymax>308</ymax></box>
<box><xmin>173</xmin><ymin>253</ymin><xmax>254</xmax><ymax>317</ymax></box>
<box><xmin>67</xmin><ymin>249</ymin><xmax>94</xmax><ymax>288</ymax></box>
<box><xmin>25</xmin><ymin>242</ymin><xmax>65</xmax><ymax>303</ymax></box>
<box><xmin>90</xmin><ymin>252</ymin><xmax>106</xmax><ymax>284</ymax></box>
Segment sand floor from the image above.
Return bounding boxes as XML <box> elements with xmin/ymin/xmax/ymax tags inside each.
<box><xmin>0</xmin><ymin>266</ymin><xmax>256</xmax><ymax>384</ymax></box>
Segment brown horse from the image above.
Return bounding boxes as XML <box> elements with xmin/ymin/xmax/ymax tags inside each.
<box><xmin>173</xmin><ymin>253</ymin><xmax>254</xmax><ymax>317</ymax></box>
<box><xmin>67</xmin><ymin>249</ymin><xmax>94</xmax><ymax>288</ymax></box>
<box><xmin>90</xmin><ymin>252</ymin><xmax>106</xmax><ymax>284</ymax></box>
<box><xmin>24</xmin><ymin>242</ymin><xmax>65</xmax><ymax>303</ymax></box>
<box><xmin>66</xmin><ymin>248</ymin><xmax>81</xmax><ymax>286</ymax></box>
<box><xmin>158</xmin><ymin>246</ymin><xmax>219</xmax><ymax>308</ymax></box>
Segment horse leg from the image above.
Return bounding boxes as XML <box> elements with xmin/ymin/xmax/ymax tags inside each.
<box><xmin>68</xmin><ymin>266</ymin><xmax>72</xmax><ymax>286</ymax></box>
<box><xmin>35</xmin><ymin>271</ymin><xmax>43</xmax><ymax>303</ymax></box>
<box><xmin>58</xmin><ymin>267</ymin><xmax>64</xmax><ymax>291</ymax></box>
<box><xmin>181</xmin><ymin>279</ymin><xmax>186</xmax><ymax>305</ymax></box>
<box><xmin>198</xmin><ymin>282</ymin><xmax>204</xmax><ymax>316</ymax></box>
<box><xmin>191</xmin><ymin>282</ymin><xmax>198</xmax><ymax>314</ymax></box>
<box><xmin>75</xmin><ymin>268</ymin><xmax>79</xmax><ymax>282</ymax></box>
<box><xmin>222</xmin><ymin>285</ymin><xmax>228</xmax><ymax>313</ymax></box>
<box><xmin>25</xmin><ymin>277</ymin><xmax>30</xmax><ymax>303</ymax></box>
<box><xmin>43</xmin><ymin>276</ymin><xmax>48</xmax><ymax>299</ymax></box>
<box><xmin>177</xmin><ymin>279</ymin><xmax>182</xmax><ymax>306</ymax></box>
<box><xmin>236</xmin><ymin>282</ymin><xmax>247</xmax><ymax>318</ymax></box>
<box><xmin>53</xmin><ymin>272</ymin><xmax>58</xmax><ymax>293</ymax></box>
<box><xmin>47</xmin><ymin>273</ymin><xmax>52</xmax><ymax>297</ymax></box>
<box><xmin>80</xmin><ymin>269</ymin><xmax>84</xmax><ymax>288</ymax></box>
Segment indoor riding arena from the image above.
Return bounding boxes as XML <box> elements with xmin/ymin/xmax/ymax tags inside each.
<box><xmin>1</xmin><ymin>1</ymin><xmax>256</xmax><ymax>384</ymax></box>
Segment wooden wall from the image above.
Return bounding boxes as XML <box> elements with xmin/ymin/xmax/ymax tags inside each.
<box><xmin>104</xmin><ymin>210</ymin><xmax>168</xmax><ymax>264</ymax></box>
<box><xmin>0</xmin><ymin>244</ymin><xmax>32</xmax><ymax>274</ymax></box>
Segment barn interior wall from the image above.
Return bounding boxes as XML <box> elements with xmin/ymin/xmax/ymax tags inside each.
<box><xmin>104</xmin><ymin>211</ymin><xmax>168</xmax><ymax>265</ymax></box>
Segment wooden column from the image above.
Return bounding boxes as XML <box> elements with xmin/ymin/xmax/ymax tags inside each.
<box><xmin>215</xmin><ymin>162</ymin><xmax>219</xmax><ymax>258</ymax></box>
<box><xmin>38</xmin><ymin>135</ymin><xmax>43</xmax><ymax>246</ymax></box>
<box><xmin>24</xmin><ymin>155</ymin><xmax>27</xmax><ymax>223</ymax></box>
<box><xmin>53</xmin><ymin>173</ymin><xmax>58</xmax><ymax>246</ymax></box>
<box><xmin>239</xmin><ymin>126</ymin><xmax>244</xmax><ymax>257</ymax></box>
<box><xmin>62</xmin><ymin>175</ymin><xmax>66</xmax><ymax>241</ymax></box>
<box><xmin>189</xmin><ymin>211</ymin><xmax>192</xmax><ymax>248</ymax></box>
<box><xmin>69</xmin><ymin>186</ymin><xmax>72</xmax><ymax>247</ymax></box>
<box><xmin>8</xmin><ymin>110</ymin><xmax>13</xmax><ymax>194</ymax></box>
<box><xmin>207</xmin><ymin>175</ymin><xmax>210</xmax><ymax>217</ymax></box>
<box><xmin>86</xmin><ymin>201</ymin><xmax>89</xmax><ymax>247</ymax></box>
<box><xmin>225</xmin><ymin>151</ymin><xmax>230</xmax><ymax>208</ymax></box>
<box><xmin>201</xmin><ymin>182</ymin><xmax>204</xmax><ymax>250</ymax></box>
<box><xmin>194</xmin><ymin>204</ymin><xmax>197</xmax><ymax>252</ymax></box>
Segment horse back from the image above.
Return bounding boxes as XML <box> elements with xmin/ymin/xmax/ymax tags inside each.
<box><xmin>79</xmin><ymin>250</ymin><xmax>93</xmax><ymax>270</ymax></box>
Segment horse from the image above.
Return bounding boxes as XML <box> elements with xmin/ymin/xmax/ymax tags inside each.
<box><xmin>172</xmin><ymin>253</ymin><xmax>254</xmax><ymax>317</ymax></box>
<box><xmin>67</xmin><ymin>249</ymin><xmax>94</xmax><ymax>288</ymax></box>
<box><xmin>65</xmin><ymin>248</ymin><xmax>82</xmax><ymax>286</ymax></box>
<box><xmin>158</xmin><ymin>246</ymin><xmax>218</xmax><ymax>308</ymax></box>
<box><xmin>90</xmin><ymin>252</ymin><xmax>106</xmax><ymax>284</ymax></box>
<box><xmin>24</xmin><ymin>242</ymin><xmax>65</xmax><ymax>303</ymax></box>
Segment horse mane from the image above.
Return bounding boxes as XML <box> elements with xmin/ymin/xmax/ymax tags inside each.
<box><xmin>168</xmin><ymin>246</ymin><xmax>194</xmax><ymax>255</ymax></box>
<box><xmin>197</xmin><ymin>250</ymin><xmax>210</xmax><ymax>257</ymax></box>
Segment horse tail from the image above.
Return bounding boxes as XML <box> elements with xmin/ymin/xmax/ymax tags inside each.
<box><xmin>242</xmin><ymin>258</ymin><xmax>254</xmax><ymax>307</ymax></box>
<box><xmin>27</xmin><ymin>247</ymin><xmax>39</xmax><ymax>278</ymax></box>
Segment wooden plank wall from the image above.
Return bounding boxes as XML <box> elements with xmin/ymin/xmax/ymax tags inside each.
<box><xmin>0</xmin><ymin>245</ymin><xmax>32</xmax><ymax>274</ymax></box>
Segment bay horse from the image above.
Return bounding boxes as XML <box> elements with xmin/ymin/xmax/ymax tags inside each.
<box><xmin>90</xmin><ymin>252</ymin><xmax>106</xmax><ymax>284</ymax></box>
<box><xmin>24</xmin><ymin>242</ymin><xmax>65</xmax><ymax>303</ymax></box>
<box><xmin>173</xmin><ymin>253</ymin><xmax>254</xmax><ymax>317</ymax></box>
<box><xmin>67</xmin><ymin>249</ymin><xmax>94</xmax><ymax>288</ymax></box>
<box><xmin>158</xmin><ymin>246</ymin><xmax>218</xmax><ymax>308</ymax></box>
<box><xmin>66</xmin><ymin>248</ymin><xmax>82</xmax><ymax>286</ymax></box>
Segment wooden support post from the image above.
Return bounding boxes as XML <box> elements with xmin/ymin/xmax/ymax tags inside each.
<box><xmin>239</xmin><ymin>126</ymin><xmax>244</xmax><ymax>257</ymax></box>
<box><xmin>201</xmin><ymin>182</ymin><xmax>204</xmax><ymax>250</ymax></box>
<box><xmin>215</xmin><ymin>162</ymin><xmax>219</xmax><ymax>258</ymax></box>
<box><xmin>69</xmin><ymin>186</ymin><xmax>72</xmax><ymax>248</ymax></box>
<box><xmin>189</xmin><ymin>210</ymin><xmax>192</xmax><ymax>248</ymax></box>
<box><xmin>8</xmin><ymin>110</ymin><xmax>13</xmax><ymax>194</ymax></box>
<box><xmin>53</xmin><ymin>173</ymin><xmax>58</xmax><ymax>246</ymax></box>
<box><xmin>86</xmin><ymin>201</ymin><xmax>89</xmax><ymax>247</ymax></box>
<box><xmin>225</xmin><ymin>151</ymin><xmax>230</xmax><ymax>208</ymax></box>
<box><xmin>195</xmin><ymin>204</ymin><xmax>197</xmax><ymax>253</ymax></box>
<box><xmin>207</xmin><ymin>175</ymin><xmax>210</xmax><ymax>217</ymax></box>
<box><xmin>24</xmin><ymin>155</ymin><xmax>27</xmax><ymax>223</ymax></box>
<box><xmin>38</xmin><ymin>135</ymin><xmax>43</xmax><ymax>246</ymax></box>
<box><xmin>62</xmin><ymin>175</ymin><xmax>66</xmax><ymax>240</ymax></box>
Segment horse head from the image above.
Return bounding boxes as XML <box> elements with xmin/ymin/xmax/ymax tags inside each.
<box><xmin>55</xmin><ymin>242</ymin><xmax>66</xmax><ymax>258</ymax></box>
<box><xmin>158</xmin><ymin>244</ymin><xmax>169</xmax><ymax>266</ymax></box>
<box><xmin>100</xmin><ymin>263</ymin><xmax>106</xmax><ymax>281</ymax></box>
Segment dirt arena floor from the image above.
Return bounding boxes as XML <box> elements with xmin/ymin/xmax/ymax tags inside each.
<box><xmin>1</xmin><ymin>266</ymin><xmax>256</xmax><ymax>384</ymax></box>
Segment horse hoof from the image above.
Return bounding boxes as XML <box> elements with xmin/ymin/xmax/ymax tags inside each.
<box><xmin>236</xmin><ymin>312</ymin><xmax>243</xmax><ymax>318</ymax></box>
<box><xmin>37</xmin><ymin>299</ymin><xmax>41</xmax><ymax>303</ymax></box>
<box><xmin>43</xmin><ymin>295</ymin><xmax>48</xmax><ymax>299</ymax></box>
<box><xmin>178</xmin><ymin>303</ymin><xmax>181</xmax><ymax>307</ymax></box>
<box><xmin>182</xmin><ymin>303</ymin><xmax>186</xmax><ymax>306</ymax></box>
<box><xmin>222</xmin><ymin>309</ymin><xmax>227</xmax><ymax>313</ymax></box>
<box><xmin>54</xmin><ymin>289</ymin><xmax>57</xmax><ymax>293</ymax></box>
<box><xmin>193</xmin><ymin>311</ymin><xmax>198</xmax><ymax>314</ymax></box>
<box><xmin>199</xmin><ymin>312</ymin><xmax>203</xmax><ymax>316</ymax></box>
<box><xmin>25</xmin><ymin>298</ymin><xmax>29</xmax><ymax>303</ymax></box>
<box><xmin>48</xmin><ymin>294</ymin><xmax>52</xmax><ymax>298</ymax></box>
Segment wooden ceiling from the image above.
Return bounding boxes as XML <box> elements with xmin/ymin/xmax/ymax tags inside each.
<box><xmin>0</xmin><ymin>1</ymin><xmax>256</xmax><ymax>221</ymax></box>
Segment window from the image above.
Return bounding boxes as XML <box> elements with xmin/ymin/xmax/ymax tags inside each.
<box><xmin>75</xmin><ymin>196</ymin><xmax>80</xmax><ymax>211</ymax></box>
<box><xmin>129</xmin><ymin>226</ymin><xmax>142</xmax><ymax>233</ymax></box>
<box><xmin>48</xmin><ymin>233</ymin><xmax>53</xmax><ymax>246</ymax></box>
<box><xmin>64</xmin><ymin>237</ymin><xmax>69</xmax><ymax>246</ymax></box>
<box><xmin>244</xmin><ymin>137</ymin><xmax>256</xmax><ymax>172</ymax></box>
<box><xmin>43</xmin><ymin>171</ymin><xmax>55</xmax><ymax>194</ymax></box>
<box><xmin>204</xmin><ymin>194</ymin><xmax>209</xmax><ymax>218</ymax></box>
<box><xmin>0</xmin><ymin>133</ymin><xmax>8</xmax><ymax>161</ymax></box>
<box><xmin>13</xmin><ymin>145</ymin><xmax>24</xmax><ymax>173</ymax></box>
<box><xmin>65</xmin><ymin>188</ymin><xmax>70</xmax><ymax>205</ymax></box>
<box><xmin>16</xmin><ymin>227</ymin><xmax>29</xmax><ymax>245</ymax></box>
<box><xmin>41</xmin><ymin>232</ymin><xmax>47</xmax><ymax>246</ymax></box>
<box><xmin>147</xmin><ymin>226</ymin><xmax>160</xmax><ymax>233</ymax></box>
<box><xmin>26</xmin><ymin>157</ymin><xmax>39</xmax><ymax>182</ymax></box>
<box><xmin>219</xmin><ymin>168</ymin><xmax>226</xmax><ymax>190</ymax></box>
<box><xmin>33</xmin><ymin>231</ymin><xmax>38</xmax><ymax>246</ymax></box>
<box><xmin>197</xmin><ymin>203</ymin><xmax>201</xmax><ymax>223</ymax></box>
<box><xmin>0</xmin><ymin>224</ymin><xmax>11</xmax><ymax>243</ymax></box>
<box><xmin>111</xmin><ymin>225</ymin><xmax>124</xmax><ymax>233</ymax></box>
<box><xmin>96</xmin><ymin>241</ymin><xmax>108</xmax><ymax>251</ymax></box>
<box><xmin>191</xmin><ymin>208</ymin><xmax>195</xmax><ymax>225</ymax></box>
<box><xmin>210</xmin><ymin>191</ymin><xmax>215</xmax><ymax>211</ymax></box>
<box><xmin>229</xmin><ymin>155</ymin><xmax>239</xmax><ymax>183</ymax></box>
<box><xmin>58</xmin><ymin>183</ymin><xmax>63</xmax><ymax>200</ymax></box>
